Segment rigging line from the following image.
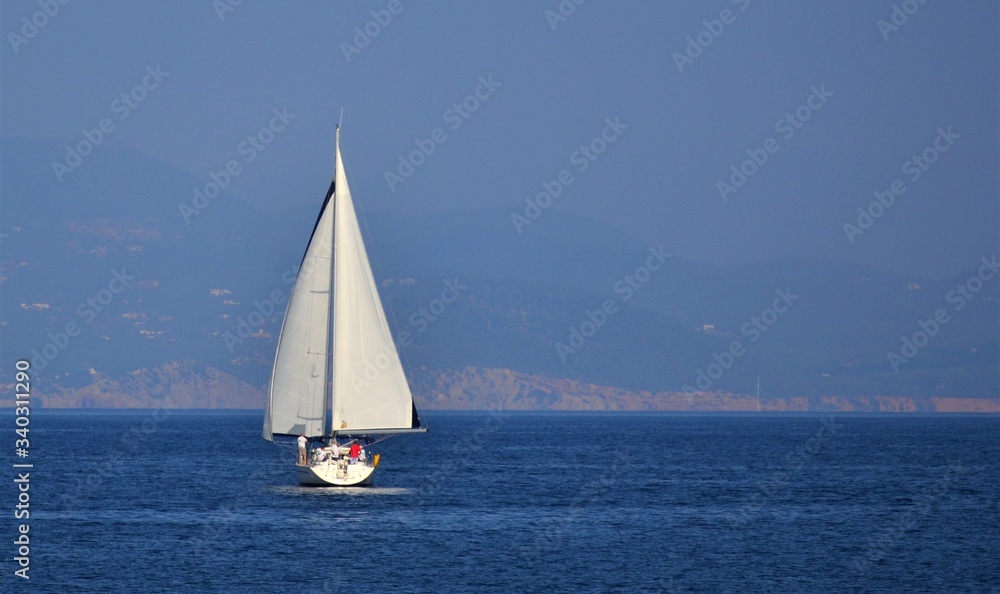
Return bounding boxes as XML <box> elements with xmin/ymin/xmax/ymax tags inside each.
<box><xmin>369</xmin><ymin>434</ymin><xmax>396</xmax><ymax>446</ymax></box>
<box><xmin>342</xmin><ymin>149</ymin><xmax>416</xmax><ymax>388</ymax></box>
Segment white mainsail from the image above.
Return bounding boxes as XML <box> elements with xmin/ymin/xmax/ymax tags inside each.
<box><xmin>263</xmin><ymin>188</ymin><xmax>333</xmax><ymax>440</ymax></box>
<box><xmin>264</xmin><ymin>129</ymin><xmax>418</xmax><ymax>441</ymax></box>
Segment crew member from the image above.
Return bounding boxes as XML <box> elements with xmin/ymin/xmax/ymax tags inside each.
<box><xmin>297</xmin><ymin>433</ymin><xmax>307</xmax><ymax>466</ymax></box>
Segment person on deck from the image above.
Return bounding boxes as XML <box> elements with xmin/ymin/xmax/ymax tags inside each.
<box><xmin>348</xmin><ymin>440</ymin><xmax>361</xmax><ymax>463</ymax></box>
<box><xmin>297</xmin><ymin>433</ymin><xmax>307</xmax><ymax>466</ymax></box>
<box><xmin>331</xmin><ymin>439</ymin><xmax>341</xmax><ymax>459</ymax></box>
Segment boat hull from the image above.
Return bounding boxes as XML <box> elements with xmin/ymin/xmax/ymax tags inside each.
<box><xmin>296</xmin><ymin>458</ymin><xmax>375</xmax><ymax>487</ymax></box>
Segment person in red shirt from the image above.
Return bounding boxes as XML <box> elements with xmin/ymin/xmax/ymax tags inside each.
<box><xmin>348</xmin><ymin>440</ymin><xmax>361</xmax><ymax>463</ymax></box>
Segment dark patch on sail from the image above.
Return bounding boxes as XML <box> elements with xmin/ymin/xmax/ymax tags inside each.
<box><xmin>411</xmin><ymin>402</ymin><xmax>423</xmax><ymax>429</ymax></box>
<box><xmin>297</xmin><ymin>174</ymin><xmax>337</xmax><ymax>269</ymax></box>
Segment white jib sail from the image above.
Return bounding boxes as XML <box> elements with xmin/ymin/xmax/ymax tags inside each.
<box><xmin>263</xmin><ymin>189</ymin><xmax>335</xmax><ymax>440</ymax></box>
<box><xmin>330</xmin><ymin>135</ymin><xmax>414</xmax><ymax>432</ymax></box>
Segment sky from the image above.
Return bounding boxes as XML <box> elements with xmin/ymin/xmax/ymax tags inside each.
<box><xmin>1</xmin><ymin>0</ymin><xmax>997</xmax><ymax>279</ymax></box>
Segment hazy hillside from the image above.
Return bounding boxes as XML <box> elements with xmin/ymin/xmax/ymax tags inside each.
<box><xmin>6</xmin><ymin>363</ymin><xmax>998</xmax><ymax>415</ymax></box>
<box><xmin>1</xmin><ymin>137</ymin><xmax>997</xmax><ymax>408</ymax></box>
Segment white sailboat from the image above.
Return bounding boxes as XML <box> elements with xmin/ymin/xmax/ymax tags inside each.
<box><xmin>263</xmin><ymin>127</ymin><xmax>425</xmax><ymax>486</ymax></box>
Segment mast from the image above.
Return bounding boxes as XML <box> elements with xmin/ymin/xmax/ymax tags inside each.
<box><xmin>324</xmin><ymin>127</ymin><xmax>340</xmax><ymax>437</ymax></box>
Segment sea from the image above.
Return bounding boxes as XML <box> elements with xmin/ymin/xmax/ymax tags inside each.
<box><xmin>2</xmin><ymin>411</ymin><xmax>998</xmax><ymax>593</ymax></box>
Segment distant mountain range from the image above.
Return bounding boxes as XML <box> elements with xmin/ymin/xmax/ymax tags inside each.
<box><xmin>1</xmin><ymin>137</ymin><xmax>997</xmax><ymax>410</ymax></box>
<box><xmin>8</xmin><ymin>362</ymin><xmax>998</xmax><ymax>414</ymax></box>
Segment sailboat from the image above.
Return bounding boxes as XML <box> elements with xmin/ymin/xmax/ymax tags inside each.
<box><xmin>263</xmin><ymin>127</ymin><xmax>425</xmax><ymax>486</ymax></box>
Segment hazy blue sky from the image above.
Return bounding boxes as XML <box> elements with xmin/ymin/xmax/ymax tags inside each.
<box><xmin>2</xmin><ymin>0</ymin><xmax>996</xmax><ymax>278</ymax></box>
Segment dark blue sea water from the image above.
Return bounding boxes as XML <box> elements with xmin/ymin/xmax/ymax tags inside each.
<box><xmin>2</xmin><ymin>411</ymin><xmax>998</xmax><ymax>593</ymax></box>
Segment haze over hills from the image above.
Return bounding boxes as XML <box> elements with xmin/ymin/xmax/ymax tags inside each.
<box><xmin>1</xmin><ymin>137</ymin><xmax>997</xmax><ymax>410</ymax></box>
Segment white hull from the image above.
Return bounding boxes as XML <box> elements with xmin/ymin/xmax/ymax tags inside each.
<box><xmin>296</xmin><ymin>457</ymin><xmax>376</xmax><ymax>487</ymax></box>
